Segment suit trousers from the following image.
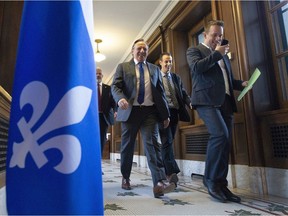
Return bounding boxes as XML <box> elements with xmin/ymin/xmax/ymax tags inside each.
<box><xmin>120</xmin><ymin>106</ymin><xmax>166</xmax><ymax>186</ymax></box>
<box><xmin>99</xmin><ymin>113</ymin><xmax>108</xmax><ymax>156</ymax></box>
<box><xmin>196</xmin><ymin>95</ymin><xmax>233</xmax><ymax>188</ymax></box>
<box><xmin>159</xmin><ymin>108</ymin><xmax>180</xmax><ymax>175</ymax></box>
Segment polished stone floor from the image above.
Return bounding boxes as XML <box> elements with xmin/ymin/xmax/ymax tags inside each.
<box><xmin>101</xmin><ymin>160</ymin><xmax>288</xmax><ymax>215</ymax></box>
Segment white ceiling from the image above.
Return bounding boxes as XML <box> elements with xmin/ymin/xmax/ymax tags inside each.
<box><xmin>92</xmin><ymin>0</ymin><xmax>178</xmax><ymax>84</ymax></box>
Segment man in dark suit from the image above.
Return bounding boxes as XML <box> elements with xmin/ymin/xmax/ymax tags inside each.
<box><xmin>186</xmin><ymin>20</ymin><xmax>248</xmax><ymax>203</ymax></box>
<box><xmin>158</xmin><ymin>52</ymin><xmax>192</xmax><ymax>186</ymax></box>
<box><xmin>111</xmin><ymin>39</ymin><xmax>175</xmax><ymax>198</ymax></box>
<box><xmin>96</xmin><ymin>67</ymin><xmax>116</xmax><ymax>159</ymax></box>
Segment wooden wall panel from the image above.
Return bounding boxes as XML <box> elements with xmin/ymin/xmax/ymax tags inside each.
<box><xmin>241</xmin><ymin>1</ymin><xmax>278</xmax><ymax>112</ymax></box>
<box><xmin>0</xmin><ymin>2</ymin><xmax>4</xmax><ymax>36</ymax></box>
<box><xmin>232</xmin><ymin>122</ymin><xmax>249</xmax><ymax>164</ymax></box>
<box><xmin>180</xmin><ymin>125</ymin><xmax>207</xmax><ymax>161</ymax></box>
<box><xmin>0</xmin><ymin>86</ymin><xmax>11</xmax><ymax>188</ymax></box>
<box><xmin>0</xmin><ymin>1</ymin><xmax>23</xmax><ymax>94</ymax></box>
<box><xmin>260</xmin><ymin>109</ymin><xmax>288</xmax><ymax>169</ymax></box>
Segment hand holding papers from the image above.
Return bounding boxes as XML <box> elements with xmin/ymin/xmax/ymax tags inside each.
<box><xmin>237</xmin><ymin>68</ymin><xmax>261</xmax><ymax>101</ymax></box>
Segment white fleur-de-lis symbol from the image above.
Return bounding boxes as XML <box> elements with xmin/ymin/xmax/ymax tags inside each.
<box><xmin>9</xmin><ymin>81</ymin><xmax>92</xmax><ymax>174</ymax></box>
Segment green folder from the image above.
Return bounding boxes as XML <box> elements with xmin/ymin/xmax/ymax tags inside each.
<box><xmin>237</xmin><ymin>68</ymin><xmax>261</xmax><ymax>101</ymax></box>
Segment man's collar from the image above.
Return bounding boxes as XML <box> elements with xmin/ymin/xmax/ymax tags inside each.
<box><xmin>134</xmin><ymin>59</ymin><xmax>146</xmax><ymax>65</ymax></box>
<box><xmin>161</xmin><ymin>71</ymin><xmax>170</xmax><ymax>77</ymax></box>
<box><xmin>201</xmin><ymin>42</ymin><xmax>211</xmax><ymax>50</ymax></box>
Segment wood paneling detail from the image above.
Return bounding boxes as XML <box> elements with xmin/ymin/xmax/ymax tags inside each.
<box><xmin>0</xmin><ymin>1</ymin><xmax>23</xmax><ymax>94</ymax></box>
<box><xmin>0</xmin><ymin>86</ymin><xmax>11</xmax><ymax>188</ymax></box>
<box><xmin>180</xmin><ymin>122</ymin><xmax>249</xmax><ymax>166</ymax></box>
<box><xmin>260</xmin><ymin>109</ymin><xmax>288</xmax><ymax>169</ymax></box>
<box><xmin>180</xmin><ymin>124</ymin><xmax>207</xmax><ymax>161</ymax></box>
<box><xmin>232</xmin><ymin>122</ymin><xmax>249</xmax><ymax>165</ymax></box>
<box><xmin>162</xmin><ymin>1</ymin><xmax>211</xmax><ymax>31</ymax></box>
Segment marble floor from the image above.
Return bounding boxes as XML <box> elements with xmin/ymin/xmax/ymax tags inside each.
<box><xmin>102</xmin><ymin>160</ymin><xmax>288</xmax><ymax>215</ymax></box>
<box><xmin>1</xmin><ymin>160</ymin><xmax>288</xmax><ymax>215</ymax></box>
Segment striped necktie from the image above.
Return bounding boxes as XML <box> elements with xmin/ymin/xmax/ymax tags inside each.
<box><xmin>165</xmin><ymin>74</ymin><xmax>178</xmax><ymax>109</ymax></box>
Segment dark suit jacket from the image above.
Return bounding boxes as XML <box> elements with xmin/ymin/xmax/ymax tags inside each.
<box><xmin>186</xmin><ymin>43</ymin><xmax>244</xmax><ymax>112</ymax></box>
<box><xmin>169</xmin><ymin>72</ymin><xmax>191</xmax><ymax>122</ymax></box>
<box><xmin>112</xmin><ymin>59</ymin><xmax>169</xmax><ymax>122</ymax></box>
<box><xmin>100</xmin><ymin>83</ymin><xmax>116</xmax><ymax>125</ymax></box>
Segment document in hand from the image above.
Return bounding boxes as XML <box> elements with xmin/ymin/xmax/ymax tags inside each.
<box><xmin>237</xmin><ymin>68</ymin><xmax>261</xmax><ymax>101</ymax></box>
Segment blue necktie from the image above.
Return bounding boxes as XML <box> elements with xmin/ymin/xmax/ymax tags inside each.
<box><xmin>137</xmin><ymin>62</ymin><xmax>145</xmax><ymax>104</ymax></box>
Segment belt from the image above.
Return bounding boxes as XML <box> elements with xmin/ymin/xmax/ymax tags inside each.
<box><xmin>133</xmin><ymin>105</ymin><xmax>155</xmax><ymax>108</ymax></box>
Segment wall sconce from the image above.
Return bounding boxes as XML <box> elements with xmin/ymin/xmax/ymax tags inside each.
<box><xmin>94</xmin><ymin>39</ymin><xmax>106</xmax><ymax>62</ymax></box>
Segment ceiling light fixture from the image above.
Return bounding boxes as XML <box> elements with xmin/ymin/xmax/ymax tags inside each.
<box><xmin>94</xmin><ymin>39</ymin><xmax>106</xmax><ymax>62</ymax></box>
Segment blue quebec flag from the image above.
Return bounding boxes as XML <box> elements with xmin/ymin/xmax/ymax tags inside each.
<box><xmin>6</xmin><ymin>1</ymin><xmax>104</xmax><ymax>215</ymax></box>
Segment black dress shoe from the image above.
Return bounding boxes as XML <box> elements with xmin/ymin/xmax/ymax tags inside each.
<box><xmin>221</xmin><ymin>186</ymin><xmax>241</xmax><ymax>203</ymax></box>
<box><xmin>122</xmin><ymin>178</ymin><xmax>131</xmax><ymax>190</ymax></box>
<box><xmin>207</xmin><ymin>186</ymin><xmax>227</xmax><ymax>203</ymax></box>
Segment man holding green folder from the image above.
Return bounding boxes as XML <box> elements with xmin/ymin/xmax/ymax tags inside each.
<box><xmin>186</xmin><ymin>20</ymin><xmax>248</xmax><ymax>203</ymax></box>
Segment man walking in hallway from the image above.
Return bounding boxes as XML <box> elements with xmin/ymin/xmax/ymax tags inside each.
<box><xmin>112</xmin><ymin>39</ymin><xmax>175</xmax><ymax>198</ymax></box>
<box><xmin>158</xmin><ymin>52</ymin><xmax>192</xmax><ymax>186</ymax></box>
<box><xmin>186</xmin><ymin>20</ymin><xmax>248</xmax><ymax>203</ymax></box>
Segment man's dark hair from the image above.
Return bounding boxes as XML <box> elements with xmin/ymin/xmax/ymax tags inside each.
<box><xmin>204</xmin><ymin>20</ymin><xmax>224</xmax><ymax>33</ymax></box>
<box><xmin>132</xmin><ymin>38</ymin><xmax>148</xmax><ymax>49</ymax></box>
<box><xmin>159</xmin><ymin>52</ymin><xmax>172</xmax><ymax>60</ymax></box>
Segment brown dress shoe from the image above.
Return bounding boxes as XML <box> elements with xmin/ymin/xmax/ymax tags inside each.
<box><xmin>153</xmin><ymin>181</ymin><xmax>176</xmax><ymax>198</ymax></box>
<box><xmin>122</xmin><ymin>178</ymin><xmax>131</xmax><ymax>190</ymax></box>
<box><xmin>167</xmin><ymin>173</ymin><xmax>178</xmax><ymax>185</ymax></box>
